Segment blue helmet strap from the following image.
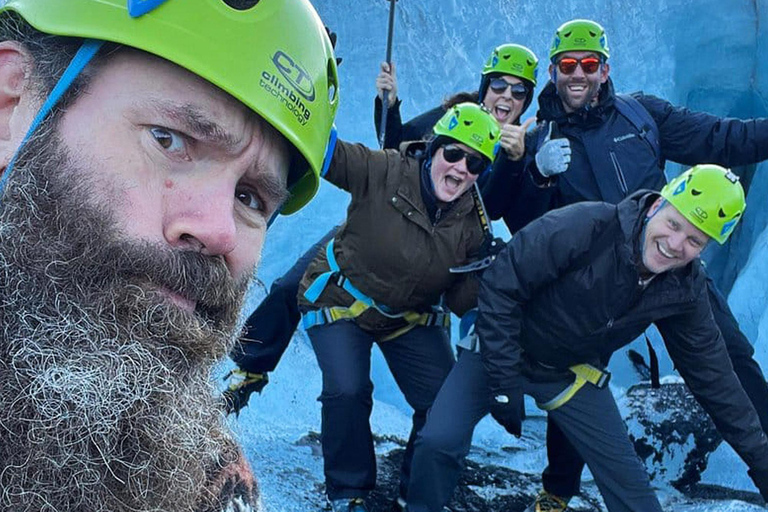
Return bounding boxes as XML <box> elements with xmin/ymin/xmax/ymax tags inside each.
<box><xmin>0</xmin><ymin>39</ymin><xmax>103</xmax><ymax>205</ymax></box>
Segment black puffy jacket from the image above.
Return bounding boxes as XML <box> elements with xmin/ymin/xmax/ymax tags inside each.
<box><xmin>476</xmin><ymin>191</ymin><xmax>768</xmax><ymax>472</ymax></box>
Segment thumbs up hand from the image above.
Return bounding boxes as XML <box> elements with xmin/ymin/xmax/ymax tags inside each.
<box><xmin>499</xmin><ymin>116</ymin><xmax>535</xmax><ymax>162</ymax></box>
<box><xmin>534</xmin><ymin>121</ymin><xmax>571</xmax><ymax>177</ymax></box>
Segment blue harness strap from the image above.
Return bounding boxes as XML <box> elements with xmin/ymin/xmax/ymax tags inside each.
<box><xmin>301</xmin><ymin>238</ymin><xmax>450</xmax><ymax>337</ymax></box>
<box><xmin>0</xmin><ymin>40</ymin><xmax>104</xmax><ymax>204</ymax></box>
<box><xmin>303</xmin><ymin>238</ymin><xmax>374</xmax><ymax>308</ymax></box>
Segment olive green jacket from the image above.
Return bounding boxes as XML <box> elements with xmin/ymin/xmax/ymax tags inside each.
<box><xmin>298</xmin><ymin>140</ymin><xmax>485</xmax><ymax>338</ymax></box>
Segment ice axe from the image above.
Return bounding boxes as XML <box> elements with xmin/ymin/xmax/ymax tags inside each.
<box><xmin>378</xmin><ymin>0</ymin><xmax>398</xmax><ymax>148</ymax></box>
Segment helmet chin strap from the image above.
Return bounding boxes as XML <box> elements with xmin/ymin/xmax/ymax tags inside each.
<box><xmin>0</xmin><ymin>39</ymin><xmax>103</xmax><ymax>205</ymax></box>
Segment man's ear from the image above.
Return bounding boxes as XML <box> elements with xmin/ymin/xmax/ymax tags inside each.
<box><xmin>0</xmin><ymin>41</ymin><xmax>35</xmax><ymax>169</ymax></box>
<box><xmin>646</xmin><ymin>196</ymin><xmax>665</xmax><ymax>218</ymax></box>
<box><xmin>600</xmin><ymin>61</ymin><xmax>611</xmax><ymax>84</ymax></box>
<box><xmin>548</xmin><ymin>62</ymin><xmax>556</xmax><ymax>83</ymax></box>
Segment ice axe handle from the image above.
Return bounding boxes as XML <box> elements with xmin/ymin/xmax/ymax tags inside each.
<box><xmin>378</xmin><ymin>0</ymin><xmax>398</xmax><ymax>148</ymax></box>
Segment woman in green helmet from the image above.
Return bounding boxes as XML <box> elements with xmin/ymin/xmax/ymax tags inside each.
<box><xmin>375</xmin><ymin>42</ymin><xmax>538</xmax><ymax>151</ymax></box>
<box><xmin>292</xmin><ymin>103</ymin><xmax>498</xmax><ymax>512</ymax></box>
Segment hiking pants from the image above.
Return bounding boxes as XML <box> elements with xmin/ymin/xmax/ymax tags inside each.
<box><xmin>308</xmin><ymin>321</ymin><xmax>454</xmax><ymax>501</ymax></box>
<box><xmin>406</xmin><ymin>349</ymin><xmax>662</xmax><ymax>512</ymax></box>
<box><xmin>542</xmin><ymin>274</ymin><xmax>768</xmax><ymax>497</ymax></box>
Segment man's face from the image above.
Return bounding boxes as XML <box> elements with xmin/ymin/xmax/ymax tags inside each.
<box><xmin>431</xmin><ymin>142</ymin><xmax>482</xmax><ymax>202</ymax></box>
<box><xmin>482</xmin><ymin>75</ymin><xmax>526</xmax><ymax>125</ymax></box>
<box><xmin>549</xmin><ymin>51</ymin><xmax>610</xmax><ymax>113</ymax></box>
<box><xmin>57</xmin><ymin>49</ymin><xmax>291</xmax><ymax>285</ymax></box>
<box><xmin>642</xmin><ymin>198</ymin><xmax>710</xmax><ymax>274</ymax></box>
<box><xmin>0</xmin><ymin>48</ymin><xmax>288</xmax><ymax>511</ymax></box>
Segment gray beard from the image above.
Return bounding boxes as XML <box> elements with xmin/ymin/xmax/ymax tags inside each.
<box><xmin>0</xmin><ymin>124</ymin><xmax>253</xmax><ymax>511</ymax></box>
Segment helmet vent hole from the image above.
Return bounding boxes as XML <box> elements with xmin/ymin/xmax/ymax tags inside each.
<box><xmin>589</xmin><ymin>30</ymin><xmax>597</xmax><ymax>37</ymax></box>
<box><xmin>691</xmin><ymin>189</ymin><xmax>702</xmax><ymax>196</ymax></box>
<box><xmin>222</xmin><ymin>0</ymin><xmax>261</xmax><ymax>10</ymax></box>
<box><xmin>463</xmin><ymin>120</ymin><xmax>472</xmax><ymax>126</ymax></box>
<box><xmin>719</xmin><ymin>209</ymin><xmax>727</xmax><ymax>218</ymax></box>
<box><xmin>563</xmin><ymin>31</ymin><xmax>573</xmax><ymax>38</ymax></box>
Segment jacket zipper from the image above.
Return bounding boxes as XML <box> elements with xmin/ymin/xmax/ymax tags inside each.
<box><xmin>609</xmin><ymin>151</ymin><xmax>630</xmax><ymax>196</ymax></box>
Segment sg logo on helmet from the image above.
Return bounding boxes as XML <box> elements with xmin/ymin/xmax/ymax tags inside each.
<box><xmin>272</xmin><ymin>51</ymin><xmax>316</xmax><ymax>102</ymax></box>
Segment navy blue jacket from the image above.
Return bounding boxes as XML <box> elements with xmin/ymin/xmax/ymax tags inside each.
<box><xmin>476</xmin><ymin>191</ymin><xmax>768</xmax><ymax>472</ymax></box>
<box><xmin>483</xmin><ymin>78</ymin><xmax>768</xmax><ymax>233</ymax></box>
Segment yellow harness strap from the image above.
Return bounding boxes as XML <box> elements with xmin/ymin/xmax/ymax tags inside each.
<box><xmin>537</xmin><ymin>363</ymin><xmax>611</xmax><ymax>411</ymax></box>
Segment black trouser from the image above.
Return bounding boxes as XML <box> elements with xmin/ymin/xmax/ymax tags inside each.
<box><xmin>308</xmin><ymin>321</ymin><xmax>455</xmax><ymax>501</ymax></box>
<box><xmin>542</xmin><ymin>274</ymin><xmax>768</xmax><ymax>497</ymax></box>
<box><xmin>229</xmin><ymin>227</ymin><xmax>338</xmax><ymax>373</ymax></box>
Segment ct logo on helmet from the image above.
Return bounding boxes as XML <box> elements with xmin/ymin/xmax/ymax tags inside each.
<box><xmin>448</xmin><ymin>116</ymin><xmax>459</xmax><ymax>131</ymax></box>
<box><xmin>692</xmin><ymin>206</ymin><xmax>709</xmax><ymax>222</ymax></box>
<box><xmin>272</xmin><ymin>51</ymin><xmax>316</xmax><ymax>101</ymax></box>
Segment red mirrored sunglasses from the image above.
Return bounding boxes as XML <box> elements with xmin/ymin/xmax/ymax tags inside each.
<box><xmin>557</xmin><ymin>56</ymin><xmax>602</xmax><ymax>75</ymax></box>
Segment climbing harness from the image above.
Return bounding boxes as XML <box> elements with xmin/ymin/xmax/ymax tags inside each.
<box><xmin>301</xmin><ymin>239</ymin><xmax>450</xmax><ymax>341</ymax></box>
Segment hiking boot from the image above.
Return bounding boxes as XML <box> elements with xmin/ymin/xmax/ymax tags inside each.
<box><xmin>525</xmin><ymin>490</ymin><xmax>570</xmax><ymax>512</ymax></box>
<box><xmin>329</xmin><ymin>497</ymin><xmax>369</xmax><ymax>512</ymax></box>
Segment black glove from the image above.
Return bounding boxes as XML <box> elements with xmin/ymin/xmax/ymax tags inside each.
<box><xmin>324</xmin><ymin>26</ymin><xmax>343</xmax><ymax>66</ymax></box>
<box><xmin>489</xmin><ymin>387</ymin><xmax>524</xmax><ymax>437</ymax></box>
<box><xmin>222</xmin><ymin>369</ymin><xmax>269</xmax><ymax>416</ymax></box>
<box><xmin>748</xmin><ymin>467</ymin><xmax>768</xmax><ymax>502</ymax></box>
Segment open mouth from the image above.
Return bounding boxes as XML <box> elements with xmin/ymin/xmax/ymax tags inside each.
<box><xmin>493</xmin><ymin>104</ymin><xmax>511</xmax><ymax>121</ymax></box>
<box><xmin>443</xmin><ymin>174</ymin><xmax>464</xmax><ymax>194</ymax></box>
<box><xmin>656</xmin><ymin>241</ymin><xmax>676</xmax><ymax>260</ymax></box>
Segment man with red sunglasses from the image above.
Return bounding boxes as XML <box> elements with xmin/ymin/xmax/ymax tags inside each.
<box><xmin>482</xmin><ymin>18</ymin><xmax>768</xmax><ymax>512</ymax></box>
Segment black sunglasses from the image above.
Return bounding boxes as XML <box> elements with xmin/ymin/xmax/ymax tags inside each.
<box><xmin>488</xmin><ymin>78</ymin><xmax>529</xmax><ymax>100</ymax></box>
<box><xmin>441</xmin><ymin>144</ymin><xmax>488</xmax><ymax>175</ymax></box>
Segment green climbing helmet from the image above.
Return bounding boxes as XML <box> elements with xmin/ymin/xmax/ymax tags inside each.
<box><xmin>432</xmin><ymin>103</ymin><xmax>500</xmax><ymax>162</ymax></box>
<box><xmin>482</xmin><ymin>43</ymin><xmax>538</xmax><ymax>86</ymax></box>
<box><xmin>549</xmin><ymin>19</ymin><xmax>610</xmax><ymax>61</ymax></box>
<box><xmin>0</xmin><ymin>0</ymin><xmax>339</xmax><ymax>214</ymax></box>
<box><xmin>660</xmin><ymin>164</ymin><xmax>746</xmax><ymax>244</ymax></box>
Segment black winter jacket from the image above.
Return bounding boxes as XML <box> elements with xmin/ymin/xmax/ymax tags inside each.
<box><xmin>483</xmin><ymin>78</ymin><xmax>768</xmax><ymax>233</ymax></box>
<box><xmin>476</xmin><ymin>191</ymin><xmax>768</xmax><ymax>472</ymax></box>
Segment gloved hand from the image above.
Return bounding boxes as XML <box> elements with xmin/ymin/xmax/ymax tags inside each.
<box><xmin>748</xmin><ymin>467</ymin><xmax>768</xmax><ymax>502</ymax></box>
<box><xmin>489</xmin><ymin>387</ymin><xmax>524</xmax><ymax>437</ymax></box>
<box><xmin>222</xmin><ymin>369</ymin><xmax>269</xmax><ymax>416</ymax></box>
<box><xmin>534</xmin><ymin>121</ymin><xmax>571</xmax><ymax>178</ymax></box>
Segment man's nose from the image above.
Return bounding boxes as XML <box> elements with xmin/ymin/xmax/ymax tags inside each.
<box><xmin>164</xmin><ymin>180</ymin><xmax>237</xmax><ymax>257</ymax></box>
<box><xmin>667</xmin><ymin>231</ymin><xmax>686</xmax><ymax>252</ymax></box>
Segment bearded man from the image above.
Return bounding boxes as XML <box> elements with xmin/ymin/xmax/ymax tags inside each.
<box><xmin>0</xmin><ymin>0</ymin><xmax>339</xmax><ymax>511</ymax></box>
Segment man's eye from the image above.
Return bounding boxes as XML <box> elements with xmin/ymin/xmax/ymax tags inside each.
<box><xmin>235</xmin><ymin>186</ymin><xmax>263</xmax><ymax>212</ymax></box>
<box><xmin>150</xmin><ymin>127</ymin><xmax>186</xmax><ymax>152</ymax></box>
